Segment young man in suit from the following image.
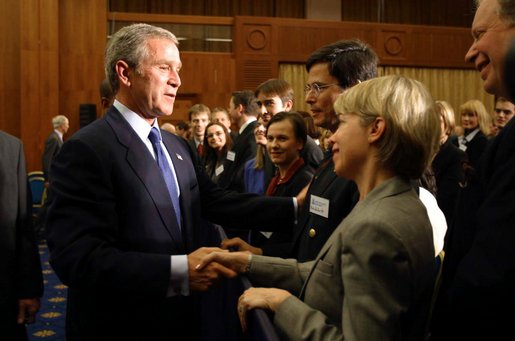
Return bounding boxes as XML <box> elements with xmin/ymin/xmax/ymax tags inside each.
<box><xmin>217</xmin><ymin>90</ymin><xmax>260</xmax><ymax>193</ymax></box>
<box><xmin>0</xmin><ymin>130</ymin><xmax>43</xmax><ymax>340</ymax></box>
<box><xmin>187</xmin><ymin>103</ymin><xmax>210</xmax><ymax>157</ymax></box>
<box><xmin>45</xmin><ymin>23</ymin><xmax>295</xmax><ymax>341</ymax></box>
<box><xmin>42</xmin><ymin>115</ymin><xmax>69</xmax><ymax>181</ymax></box>
<box><xmin>431</xmin><ymin>0</ymin><xmax>515</xmax><ymax>339</ymax></box>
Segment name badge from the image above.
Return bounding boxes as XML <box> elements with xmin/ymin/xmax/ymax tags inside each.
<box><xmin>227</xmin><ymin>151</ymin><xmax>236</xmax><ymax>161</ymax></box>
<box><xmin>309</xmin><ymin>195</ymin><xmax>329</xmax><ymax>218</ymax></box>
<box><xmin>215</xmin><ymin>165</ymin><xmax>224</xmax><ymax>176</ymax></box>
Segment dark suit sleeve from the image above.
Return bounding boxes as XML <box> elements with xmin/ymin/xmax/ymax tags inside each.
<box><xmin>190</xmin><ymin>145</ymin><xmax>295</xmax><ymax>232</ymax></box>
<box><xmin>42</xmin><ymin>134</ymin><xmax>60</xmax><ymax>179</ymax></box>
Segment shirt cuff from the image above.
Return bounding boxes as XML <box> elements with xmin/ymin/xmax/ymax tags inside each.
<box><xmin>167</xmin><ymin>255</ymin><xmax>189</xmax><ymax>297</ymax></box>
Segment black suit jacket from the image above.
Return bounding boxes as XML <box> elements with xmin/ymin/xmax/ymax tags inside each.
<box><xmin>433</xmin><ymin>118</ymin><xmax>515</xmax><ymax>340</ymax></box>
<box><xmin>218</xmin><ymin>120</ymin><xmax>257</xmax><ymax>192</ymax></box>
<box><xmin>42</xmin><ymin>131</ymin><xmax>63</xmax><ymax>180</ymax></box>
<box><xmin>290</xmin><ymin>156</ymin><xmax>359</xmax><ymax>262</ymax></box>
<box><xmin>453</xmin><ymin>130</ymin><xmax>488</xmax><ymax>169</ymax></box>
<box><xmin>45</xmin><ymin>108</ymin><xmax>294</xmax><ymax>340</ymax></box>
<box><xmin>431</xmin><ymin>138</ymin><xmax>468</xmax><ymax>225</ymax></box>
<box><xmin>0</xmin><ymin>131</ymin><xmax>43</xmax><ymax>339</ymax></box>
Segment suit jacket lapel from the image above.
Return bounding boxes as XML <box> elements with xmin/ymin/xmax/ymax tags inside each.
<box><xmin>105</xmin><ymin>108</ymin><xmax>186</xmax><ymax>252</ymax></box>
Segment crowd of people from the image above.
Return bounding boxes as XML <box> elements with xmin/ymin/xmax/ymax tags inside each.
<box><xmin>2</xmin><ymin>0</ymin><xmax>515</xmax><ymax>340</ymax></box>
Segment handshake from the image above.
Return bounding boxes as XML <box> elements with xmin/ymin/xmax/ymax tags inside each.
<box><xmin>187</xmin><ymin>246</ymin><xmax>250</xmax><ymax>292</ymax></box>
<box><xmin>189</xmin><ymin>246</ymin><xmax>291</xmax><ymax>332</ymax></box>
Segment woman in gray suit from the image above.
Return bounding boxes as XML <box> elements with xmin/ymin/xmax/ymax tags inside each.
<box><xmin>198</xmin><ymin>75</ymin><xmax>441</xmax><ymax>340</ymax></box>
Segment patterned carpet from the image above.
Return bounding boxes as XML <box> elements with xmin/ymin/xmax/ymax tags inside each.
<box><xmin>26</xmin><ymin>241</ymin><xmax>67</xmax><ymax>341</ymax></box>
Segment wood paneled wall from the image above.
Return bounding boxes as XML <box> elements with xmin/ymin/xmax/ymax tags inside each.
<box><xmin>109</xmin><ymin>0</ymin><xmax>305</xmax><ymax>18</ymax></box>
<box><xmin>234</xmin><ymin>16</ymin><xmax>473</xmax><ymax>90</ymax></box>
<box><xmin>0</xmin><ymin>1</ymin><xmax>481</xmax><ymax>172</ymax></box>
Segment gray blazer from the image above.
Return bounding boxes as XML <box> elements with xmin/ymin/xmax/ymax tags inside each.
<box><xmin>249</xmin><ymin>176</ymin><xmax>435</xmax><ymax>341</ymax></box>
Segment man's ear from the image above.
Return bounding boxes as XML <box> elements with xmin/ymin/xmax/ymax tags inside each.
<box><xmin>237</xmin><ymin>104</ymin><xmax>244</xmax><ymax>115</ymax></box>
<box><xmin>115</xmin><ymin>60</ymin><xmax>131</xmax><ymax>87</ymax></box>
<box><xmin>283</xmin><ymin>99</ymin><xmax>293</xmax><ymax>112</ymax></box>
<box><xmin>368</xmin><ymin>117</ymin><xmax>385</xmax><ymax>143</ymax></box>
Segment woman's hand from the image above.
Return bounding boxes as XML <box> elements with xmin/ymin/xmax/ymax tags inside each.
<box><xmin>237</xmin><ymin>287</ymin><xmax>291</xmax><ymax>332</ymax></box>
<box><xmin>221</xmin><ymin>237</ymin><xmax>263</xmax><ymax>255</ymax></box>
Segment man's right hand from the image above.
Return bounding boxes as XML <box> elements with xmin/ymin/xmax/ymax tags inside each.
<box><xmin>187</xmin><ymin>247</ymin><xmax>237</xmax><ymax>291</ymax></box>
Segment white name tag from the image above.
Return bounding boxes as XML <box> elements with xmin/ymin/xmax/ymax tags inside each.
<box><xmin>309</xmin><ymin>195</ymin><xmax>330</xmax><ymax>218</ymax></box>
<box><xmin>215</xmin><ymin>165</ymin><xmax>224</xmax><ymax>176</ymax></box>
<box><xmin>227</xmin><ymin>151</ymin><xmax>236</xmax><ymax>161</ymax></box>
<box><xmin>459</xmin><ymin>144</ymin><xmax>467</xmax><ymax>152</ymax></box>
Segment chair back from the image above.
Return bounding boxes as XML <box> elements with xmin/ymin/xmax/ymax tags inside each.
<box><xmin>28</xmin><ymin>171</ymin><xmax>46</xmax><ymax>216</ymax></box>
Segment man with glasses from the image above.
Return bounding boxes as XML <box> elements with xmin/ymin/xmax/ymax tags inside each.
<box><xmin>219</xmin><ymin>40</ymin><xmax>378</xmax><ymax>261</ymax></box>
<box><xmin>291</xmin><ymin>39</ymin><xmax>378</xmax><ymax>261</ymax></box>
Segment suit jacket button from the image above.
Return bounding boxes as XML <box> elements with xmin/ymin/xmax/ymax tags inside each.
<box><xmin>309</xmin><ymin>228</ymin><xmax>316</xmax><ymax>238</ymax></box>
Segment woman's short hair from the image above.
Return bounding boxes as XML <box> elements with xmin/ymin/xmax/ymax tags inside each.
<box><xmin>459</xmin><ymin>99</ymin><xmax>492</xmax><ymax>135</ymax></box>
<box><xmin>435</xmin><ymin>100</ymin><xmax>456</xmax><ymax>136</ymax></box>
<box><xmin>334</xmin><ymin>75</ymin><xmax>440</xmax><ymax>179</ymax></box>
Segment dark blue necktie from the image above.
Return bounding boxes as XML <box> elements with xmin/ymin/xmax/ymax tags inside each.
<box><xmin>148</xmin><ymin>127</ymin><xmax>181</xmax><ymax>228</ymax></box>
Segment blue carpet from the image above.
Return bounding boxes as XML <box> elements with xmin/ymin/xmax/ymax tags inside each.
<box><xmin>27</xmin><ymin>241</ymin><xmax>67</xmax><ymax>340</ymax></box>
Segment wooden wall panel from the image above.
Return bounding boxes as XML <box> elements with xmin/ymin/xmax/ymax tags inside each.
<box><xmin>19</xmin><ymin>0</ymin><xmax>59</xmax><ymax>172</ymax></box>
<box><xmin>0</xmin><ymin>1</ymin><xmax>20</xmax><ymax>137</ymax></box>
<box><xmin>109</xmin><ymin>0</ymin><xmax>304</xmax><ymax>18</ymax></box>
<box><xmin>235</xmin><ymin>16</ymin><xmax>473</xmax><ymax>90</ymax></box>
<box><xmin>178</xmin><ymin>52</ymin><xmax>236</xmax><ymax>114</ymax></box>
<box><xmin>58</xmin><ymin>0</ymin><xmax>107</xmax><ymax>143</ymax></box>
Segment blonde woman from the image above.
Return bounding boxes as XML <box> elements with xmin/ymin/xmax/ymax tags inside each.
<box><xmin>198</xmin><ymin>75</ymin><xmax>440</xmax><ymax>340</ymax></box>
<box><xmin>456</xmin><ymin>99</ymin><xmax>491</xmax><ymax>168</ymax></box>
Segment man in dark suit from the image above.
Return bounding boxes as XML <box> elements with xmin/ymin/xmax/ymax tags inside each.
<box><xmin>42</xmin><ymin>115</ymin><xmax>69</xmax><ymax>181</ymax></box>
<box><xmin>290</xmin><ymin>39</ymin><xmax>378</xmax><ymax>261</ymax></box>
<box><xmin>0</xmin><ymin>130</ymin><xmax>43</xmax><ymax>340</ymax></box>
<box><xmin>45</xmin><ymin>23</ymin><xmax>295</xmax><ymax>341</ymax></box>
<box><xmin>218</xmin><ymin>90</ymin><xmax>259</xmax><ymax>193</ymax></box>
<box><xmin>431</xmin><ymin>1</ymin><xmax>515</xmax><ymax>339</ymax></box>
<box><xmin>187</xmin><ymin>103</ymin><xmax>210</xmax><ymax>157</ymax></box>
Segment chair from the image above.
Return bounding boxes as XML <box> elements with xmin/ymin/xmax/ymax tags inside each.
<box><xmin>28</xmin><ymin>171</ymin><xmax>46</xmax><ymax>218</ymax></box>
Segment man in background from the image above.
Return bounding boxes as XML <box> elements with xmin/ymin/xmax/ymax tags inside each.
<box><xmin>187</xmin><ymin>103</ymin><xmax>210</xmax><ymax>157</ymax></box>
<box><xmin>0</xmin><ymin>130</ymin><xmax>43</xmax><ymax>340</ymax></box>
<box><xmin>42</xmin><ymin>115</ymin><xmax>69</xmax><ymax>182</ymax></box>
<box><xmin>493</xmin><ymin>96</ymin><xmax>515</xmax><ymax>135</ymax></box>
<box><xmin>218</xmin><ymin>90</ymin><xmax>259</xmax><ymax>193</ymax></box>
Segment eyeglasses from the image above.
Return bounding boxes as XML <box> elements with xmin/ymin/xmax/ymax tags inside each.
<box><xmin>207</xmin><ymin>131</ymin><xmax>224</xmax><ymax>139</ymax></box>
<box><xmin>304</xmin><ymin>83</ymin><xmax>339</xmax><ymax>97</ymax></box>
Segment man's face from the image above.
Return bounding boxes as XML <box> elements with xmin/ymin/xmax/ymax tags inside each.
<box><xmin>191</xmin><ymin>112</ymin><xmax>210</xmax><ymax>139</ymax></box>
<box><xmin>305</xmin><ymin>63</ymin><xmax>343</xmax><ymax>132</ymax></box>
<box><xmin>256</xmin><ymin>94</ymin><xmax>291</xmax><ymax>125</ymax></box>
<box><xmin>494</xmin><ymin>100</ymin><xmax>515</xmax><ymax>128</ymax></box>
<box><xmin>228</xmin><ymin>97</ymin><xmax>240</xmax><ymax>124</ymax></box>
<box><xmin>465</xmin><ymin>0</ymin><xmax>515</xmax><ymax>98</ymax></box>
<box><xmin>61</xmin><ymin>119</ymin><xmax>70</xmax><ymax>134</ymax></box>
<box><xmin>128</xmin><ymin>38</ymin><xmax>182</xmax><ymax>120</ymax></box>
<box><xmin>212</xmin><ymin>111</ymin><xmax>231</xmax><ymax>130</ymax></box>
